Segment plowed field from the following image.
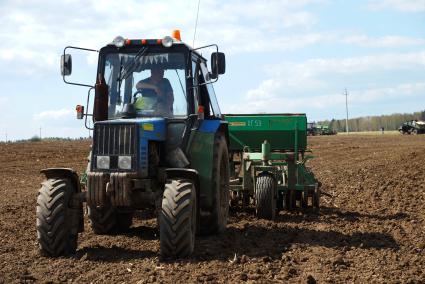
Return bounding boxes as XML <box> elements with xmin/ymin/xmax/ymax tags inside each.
<box><xmin>1</xmin><ymin>135</ymin><xmax>424</xmax><ymax>283</ymax></box>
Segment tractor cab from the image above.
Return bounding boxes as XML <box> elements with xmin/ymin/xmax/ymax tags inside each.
<box><xmin>61</xmin><ymin>31</ymin><xmax>226</xmax><ymax>172</ymax></box>
<box><xmin>96</xmin><ymin>34</ymin><xmax>225</xmax><ymax>121</ymax></box>
<box><xmin>62</xmin><ymin>31</ymin><xmax>225</xmax><ymax>124</ymax></box>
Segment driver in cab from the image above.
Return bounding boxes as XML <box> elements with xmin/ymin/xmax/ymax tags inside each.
<box><xmin>134</xmin><ymin>66</ymin><xmax>174</xmax><ymax>116</ymax></box>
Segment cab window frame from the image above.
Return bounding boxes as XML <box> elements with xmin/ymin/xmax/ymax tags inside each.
<box><xmin>98</xmin><ymin>45</ymin><xmax>192</xmax><ymax>119</ymax></box>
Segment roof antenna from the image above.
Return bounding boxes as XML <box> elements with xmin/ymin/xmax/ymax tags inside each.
<box><xmin>192</xmin><ymin>0</ymin><xmax>201</xmax><ymax>48</ymax></box>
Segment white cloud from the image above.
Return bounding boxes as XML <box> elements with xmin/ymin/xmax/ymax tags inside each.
<box><xmin>226</xmin><ymin>82</ymin><xmax>425</xmax><ymax>114</ymax></box>
<box><xmin>343</xmin><ymin>35</ymin><xmax>425</xmax><ymax>48</ymax></box>
<box><xmin>246</xmin><ymin>79</ymin><xmax>283</xmax><ymax>100</ymax></box>
<box><xmin>0</xmin><ymin>0</ymin><xmax>423</xmax><ymax>76</ymax></box>
<box><xmin>353</xmin><ymin>83</ymin><xmax>425</xmax><ymax>103</ymax></box>
<box><xmin>269</xmin><ymin>51</ymin><xmax>425</xmax><ymax>79</ymax></box>
<box><xmin>0</xmin><ymin>0</ymin><xmax>325</xmax><ymax>74</ymax></box>
<box><xmin>34</xmin><ymin>109</ymin><xmax>74</xmax><ymax>120</ymax></box>
<box><xmin>0</xmin><ymin>97</ymin><xmax>9</xmax><ymax>104</ymax></box>
<box><xmin>367</xmin><ymin>0</ymin><xmax>425</xmax><ymax>12</ymax></box>
<box><xmin>226</xmin><ymin>50</ymin><xmax>425</xmax><ymax>114</ymax></box>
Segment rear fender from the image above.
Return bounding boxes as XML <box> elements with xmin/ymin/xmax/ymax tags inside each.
<box><xmin>40</xmin><ymin>168</ymin><xmax>82</xmax><ymax>193</ymax></box>
<box><xmin>166</xmin><ymin>168</ymin><xmax>200</xmax><ymax>197</ymax></box>
<box><xmin>199</xmin><ymin>119</ymin><xmax>229</xmax><ymax>145</ymax></box>
<box><xmin>166</xmin><ymin>168</ymin><xmax>200</xmax><ymax>231</ymax></box>
<box><xmin>40</xmin><ymin>167</ymin><xmax>84</xmax><ymax>232</ymax></box>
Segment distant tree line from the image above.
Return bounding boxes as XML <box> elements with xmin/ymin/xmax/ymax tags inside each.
<box><xmin>318</xmin><ymin>110</ymin><xmax>425</xmax><ymax>132</ymax></box>
<box><xmin>6</xmin><ymin>136</ymin><xmax>91</xmax><ymax>143</ymax></box>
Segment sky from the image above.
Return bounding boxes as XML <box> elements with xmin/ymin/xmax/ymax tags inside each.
<box><xmin>0</xmin><ymin>0</ymin><xmax>424</xmax><ymax>140</ymax></box>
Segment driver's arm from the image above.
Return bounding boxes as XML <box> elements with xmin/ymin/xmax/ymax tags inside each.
<box><xmin>136</xmin><ymin>81</ymin><xmax>161</xmax><ymax>95</ymax></box>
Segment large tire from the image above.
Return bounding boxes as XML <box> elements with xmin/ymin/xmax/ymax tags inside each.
<box><xmin>88</xmin><ymin>206</ymin><xmax>133</xmax><ymax>234</ymax></box>
<box><xmin>36</xmin><ymin>178</ymin><xmax>80</xmax><ymax>256</ymax></box>
<box><xmin>255</xmin><ymin>174</ymin><xmax>276</xmax><ymax>220</ymax></box>
<box><xmin>160</xmin><ymin>179</ymin><xmax>197</xmax><ymax>258</ymax></box>
<box><xmin>200</xmin><ymin>135</ymin><xmax>230</xmax><ymax>234</ymax></box>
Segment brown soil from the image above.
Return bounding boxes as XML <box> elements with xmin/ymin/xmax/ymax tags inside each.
<box><xmin>0</xmin><ymin>135</ymin><xmax>424</xmax><ymax>283</ymax></box>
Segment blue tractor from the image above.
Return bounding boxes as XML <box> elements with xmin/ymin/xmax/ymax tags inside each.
<box><xmin>36</xmin><ymin>31</ymin><xmax>229</xmax><ymax>258</ymax></box>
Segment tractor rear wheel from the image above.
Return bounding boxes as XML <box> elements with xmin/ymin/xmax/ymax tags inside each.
<box><xmin>160</xmin><ymin>179</ymin><xmax>197</xmax><ymax>258</ymax></box>
<box><xmin>255</xmin><ymin>174</ymin><xmax>276</xmax><ymax>220</ymax></box>
<box><xmin>88</xmin><ymin>206</ymin><xmax>133</xmax><ymax>234</ymax></box>
<box><xmin>36</xmin><ymin>178</ymin><xmax>80</xmax><ymax>256</ymax></box>
<box><xmin>200</xmin><ymin>135</ymin><xmax>229</xmax><ymax>234</ymax></box>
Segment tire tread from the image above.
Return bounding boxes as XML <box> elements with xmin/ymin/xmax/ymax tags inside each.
<box><xmin>160</xmin><ymin>179</ymin><xmax>196</xmax><ymax>258</ymax></box>
<box><xmin>36</xmin><ymin>178</ymin><xmax>78</xmax><ymax>256</ymax></box>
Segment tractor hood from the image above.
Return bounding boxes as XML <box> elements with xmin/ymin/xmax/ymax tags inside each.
<box><xmin>96</xmin><ymin>117</ymin><xmax>167</xmax><ymax>141</ymax></box>
<box><xmin>90</xmin><ymin>118</ymin><xmax>167</xmax><ymax>174</ymax></box>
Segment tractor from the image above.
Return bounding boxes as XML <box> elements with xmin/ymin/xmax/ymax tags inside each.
<box><xmin>36</xmin><ymin>31</ymin><xmax>230</xmax><ymax>259</ymax></box>
<box><xmin>398</xmin><ymin>120</ymin><xmax>425</xmax><ymax>135</ymax></box>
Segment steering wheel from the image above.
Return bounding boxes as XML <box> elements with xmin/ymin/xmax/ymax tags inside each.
<box><xmin>133</xmin><ymin>89</ymin><xmax>144</xmax><ymax>99</ymax></box>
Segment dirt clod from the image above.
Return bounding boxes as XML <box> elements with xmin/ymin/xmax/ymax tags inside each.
<box><xmin>240</xmin><ymin>254</ymin><xmax>248</xmax><ymax>264</ymax></box>
<box><xmin>306</xmin><ymin>275</ymin><xmax>316</xmax><ymax>284</ymax></box>
<box><xmin>239</xmin><ymin>273</ymin><xmax>248</xmax><ymax>281</ymax></box>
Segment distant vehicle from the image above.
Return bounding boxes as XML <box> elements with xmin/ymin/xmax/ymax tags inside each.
<box><xmin>307</xmin><ymin>122</ymin><xmax>316</xmax><ymax>136</ymax></box>
<box><xmin>309</xmin><ymin>123</ymin><xmax>337</xmax><ymax>136</ymax></box>
<box><xmin>398</xmin><ymin>120</ymin><xmax>425</xmax><ymax>135</ymax></box>
<box><xmin>317</xmin><ymin>125</ymin><xmax>337</xmax><ymax>135</ymax></box>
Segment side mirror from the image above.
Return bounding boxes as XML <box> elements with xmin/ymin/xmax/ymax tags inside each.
<box><xmin>211</xmin><ymin>52</ymin><xmax>225</xmax><ymax>79</ymax></box>
<box><xmin>61</xmin><ymin>54</ymin><xmax>72</xmax><ymax>76</ymax></box>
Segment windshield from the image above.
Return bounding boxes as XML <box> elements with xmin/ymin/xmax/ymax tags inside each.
<box><xmin>103</xmin><ymin>51</ymin><xmax>187</xmax><ymax>119</ymax></box>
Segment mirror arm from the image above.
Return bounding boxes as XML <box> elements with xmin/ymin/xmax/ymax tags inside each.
<box><xmin>196</xmin><ymin>76</ymin><xmax>218</xmax><ymax>87</ymax></box>
<box><xmin>193</xmin><ymin>43</ymin><xmax>218</xmax><ymax>52</ymax></box>
<box><xmin>84</xmin><ymin>87</ymin><xmax>94</xmax><ymax>130</ymax></box>
<box><xmin>62</xmin><ymin>46</ymin><xmax>99</xmax><ymax>88</ymax></box>
<box><xmin>190</xmin><ymin>44</ymin><xmax>220</xmax><ymax>88</ymax></box>
<box><xmin>193</xmin><ymin>44</ymin><xmax>220</xmax><ymax>78</ymax></box>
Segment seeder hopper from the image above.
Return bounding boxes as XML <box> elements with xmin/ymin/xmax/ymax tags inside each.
<box><xmin>225</xmin><ymin>114</ymin><xmax>320</xmax><ymax>220</ymax></box>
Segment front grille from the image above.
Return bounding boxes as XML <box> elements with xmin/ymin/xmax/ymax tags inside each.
<box><xmin>92</xmin><ymin>123</ymin><xmax>138</xmax><ymax>172</ymax></box>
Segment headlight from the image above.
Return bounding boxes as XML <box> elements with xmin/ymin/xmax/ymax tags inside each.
<box><xmin>162</xmin><ymin>36</ymin><xmax>173</xmax><ymax>48</ymax></box>
<box><xmin>97</xmin><ymin>156</ymin><xmax>110</xmax><ymax>169</ymax></box>
<box><xmin>118</xmin><ymin>156</ymin><xmax>132</xmax><ymax>170</ymax></box>
<box><xmin>112</xmin><ymin>36</ymin><xmax>125</xmax><ymax>48</ymax></box>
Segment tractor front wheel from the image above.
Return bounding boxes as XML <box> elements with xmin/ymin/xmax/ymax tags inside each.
<box><xmin>160</xmin><ymin>179</ymin><xmax>197</xmax><ymax>258</ymax></box>
<box><xmin>255</xmin><ymin>174</ymin><xmax>276</xmax><ymax>220</ymax></box>
<box><xmin>36</xmin><ymin>178</ymin><xmax>81</xmax><ymax>256</ymax></box>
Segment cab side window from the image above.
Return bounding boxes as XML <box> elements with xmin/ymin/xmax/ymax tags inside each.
<box><xmin>200</xmin><ymin>62</ymin><xmax>221</xmax><ymax>118</ymax></box>
<box><xmin>192</xmin><ymin>59</ymin><xmax>200</xmax><ymax>114</ymax></box>
<box><xmin>192</xmin><ymin>56</ymin><xmax>222</xmax><ymax>119</ymax></box>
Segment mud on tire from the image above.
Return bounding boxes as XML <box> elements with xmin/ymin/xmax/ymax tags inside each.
<box><xmin>36</xmin><ymin>178</ymin><xmax>80</xmax><ymax>257</ymax></box>
<box><xmin>255</xmin><ymin>174</ymin><xmax>276</xmax><ymax>220</ymax></box>
<box><xmin>160</xmin><ymin>179</ymin><xmax>197</xmax><ymax>259</ymax></box>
